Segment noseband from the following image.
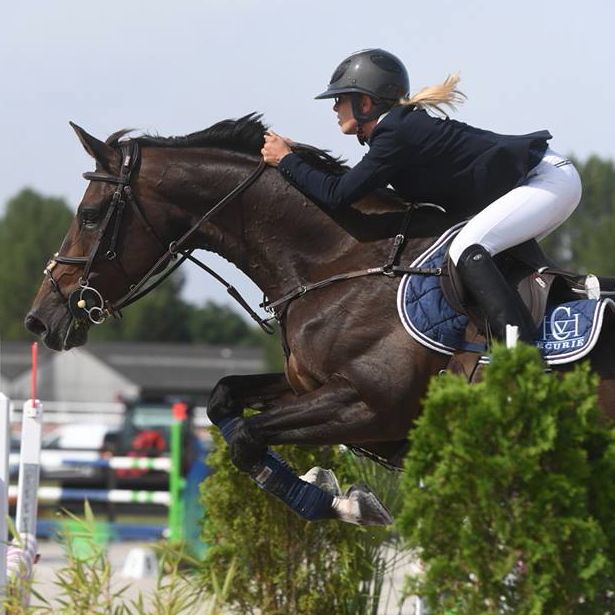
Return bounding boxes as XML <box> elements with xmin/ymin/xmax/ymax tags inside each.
<box><xmin>44</xmin><ymin>139</ymin><xmax>270</xmax><ymax>332</ymax></box>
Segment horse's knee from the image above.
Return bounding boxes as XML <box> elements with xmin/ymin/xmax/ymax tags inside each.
<box><xmin>229</xmin><ymin>419</ymin><xmax>267</xmax><ymax>472</ymax></box>
<box><xmin>207</xmin><ymin>376</ymin><xmax>241</xmax><ymax>425</ymax></box>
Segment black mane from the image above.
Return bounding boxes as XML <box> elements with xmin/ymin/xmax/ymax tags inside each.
<box><xmin>136</xmin><ymin>113</ymin><xmax>267</xmax><ymax>156</ymax></box>
<box><xmin>110</xmin><ymin>113</ymin><xmax>348</xmax><ymax>175</ymax></box>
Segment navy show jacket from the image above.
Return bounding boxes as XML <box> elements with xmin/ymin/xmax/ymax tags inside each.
<box><xmin>278</xmin><ymin>106</ymin><xmax>551</xmax><ymax>216</ymax></box>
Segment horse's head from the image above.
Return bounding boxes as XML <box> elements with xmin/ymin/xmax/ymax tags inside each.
<box><xmin>25</xmin><ymin>124</ymin><xmax>179</xmax><ymax>350</ymax></box>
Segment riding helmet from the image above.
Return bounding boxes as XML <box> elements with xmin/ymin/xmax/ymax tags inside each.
<box><xmin>315</xmin><ymin>49</ymin><xmax>410</xmax><ymax>121</ymax></box>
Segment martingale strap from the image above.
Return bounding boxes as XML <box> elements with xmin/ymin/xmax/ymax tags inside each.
<box><xmin>262</xmin><ymin>264</ymin><xmax>442</xmax><ymax>315</ymax></box>
<box><xmin>261</xmin><ymin>207</ymin><xmax>441</xmax><ymax>316</ymax></box>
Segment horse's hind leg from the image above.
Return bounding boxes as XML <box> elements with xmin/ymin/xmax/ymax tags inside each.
<box><xmin>590</xmin><ymin>311</ymin><xmax>615</xmax><ymax>418</ymax></box>
<box><xmin>207</xmin><ymin>372</ymin><xmax>294</xmax><ymax>469</ymax></box>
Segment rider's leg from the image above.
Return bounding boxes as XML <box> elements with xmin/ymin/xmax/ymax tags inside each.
<box><xmin>449</xmin><ymin>149</ymin><xmax>582</xmax><ymax>341</ymax></box>
<box><xmin>456</xmin><ymin>243</ymin><xmax>536</xmax><ymax>341</ymax></box>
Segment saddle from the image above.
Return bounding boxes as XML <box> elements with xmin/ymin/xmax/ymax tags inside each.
<box><xmin>441</xmin><ymin>239</ymin><xmax>614</xmax><ymax>338</ymax></box>
<box><xmin>396</xmin><ymin>224</ymin><xmax>615</xmax><ymax>380</ymax></box>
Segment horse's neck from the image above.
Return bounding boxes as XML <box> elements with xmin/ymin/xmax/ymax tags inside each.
<box><xmin>216</xmin><ymin>169</ymin><xmax>365</xmax><ymax>300</ymax></box>
<box><xmin>153</xmin><ymin>149</ymin><xmax>447</xmax><ymax>303</ymax></box>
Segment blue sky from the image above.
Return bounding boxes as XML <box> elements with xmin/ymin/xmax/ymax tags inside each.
<box><xmin>2</xmin><ymin>0</ymin><xmax>614</xmax><ymax>316</ymax></box>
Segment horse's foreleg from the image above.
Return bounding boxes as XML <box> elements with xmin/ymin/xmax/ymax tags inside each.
<box><xmin>207</xmin><ymin>372</ymin><xmax>294</xmax><ymax>471</ymax></box>
<box><xmin>211</xmin><ymin>373</ymin><xmax>392</xmax><ymax>525</ymax></box>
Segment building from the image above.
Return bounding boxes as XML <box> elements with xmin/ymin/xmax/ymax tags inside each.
<box><xmin>1</xmin><ymin>341</ymin><xmax>266</xmax><ymax>408</ymax></box>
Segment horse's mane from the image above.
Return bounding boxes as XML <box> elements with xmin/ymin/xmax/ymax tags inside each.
<box><xmin>108</xmin><ymin>114</ymin><xmax>432</xmax><ymax>221</ymax></box>
<box><xmin>124</xmin><ymin>113</ymin><xmax>348</xmax><ymax>176</ymax></box>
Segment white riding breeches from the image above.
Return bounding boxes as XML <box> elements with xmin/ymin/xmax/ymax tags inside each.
<box><xmin>448</xmin><ymin>148</ymin><xmax>583</xmax><ymax>265</ymax></box>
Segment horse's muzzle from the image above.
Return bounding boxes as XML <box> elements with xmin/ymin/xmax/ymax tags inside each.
<box><xmin>24</xmin><ymin>312</ymin><xmax>47</xmax><ymax>339</ymax></box>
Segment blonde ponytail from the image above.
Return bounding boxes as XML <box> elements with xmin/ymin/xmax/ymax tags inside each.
<box><xmin>400</xmin><ymin>73</ymin><xmax>466</xmax><ymax>117</ymax></box>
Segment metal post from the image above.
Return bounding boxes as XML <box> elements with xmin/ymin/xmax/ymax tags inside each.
<box><xmin>0</xmin><ymin>392</ymin><xmax>11</xmax><ymax>611</ymax></box>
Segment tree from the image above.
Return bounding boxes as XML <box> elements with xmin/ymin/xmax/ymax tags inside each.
<box><xmin>90</xmin><ymin>271</ymin><xmax>194</xmax><ymax>343</ymax></box>
<box><xmin>0</xmin><ymin>187</ymin><xmax>286</xmax><ymax>356</ymax></box>
<box><xmin>540</xmin><ymin>156</ymin><xmax>615</xmax><ymax>273</ymax></box>
<box><xmin>0</xmin><ymin>188</ymin><xmax>74</xmax><ymax>339</ymax></box>
<box><xmin>398</xmin><ymin>344</ymin><xmax>615</xmax><ymax>614</ymax></box>
<box><xmin>189</xmin><ymin>300</ymin><xmax>263</xmax><ymax>346</ymax></box>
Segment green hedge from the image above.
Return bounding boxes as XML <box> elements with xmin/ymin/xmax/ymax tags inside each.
<box><xmin>398</xmin><ymin>344</ymin><xmax>615</xmax><ymax>614</ymax></box>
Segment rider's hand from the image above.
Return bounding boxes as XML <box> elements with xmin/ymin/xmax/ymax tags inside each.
<box><xmin>261</xmin><ymin>131</ymin><xmax>293</xmax><ymax>167</ymax></box>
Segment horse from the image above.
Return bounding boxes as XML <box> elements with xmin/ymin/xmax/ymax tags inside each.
<box><xmin>25</xmin><ymin>114</ymin><xmax>615</xmax><ymax>526</ymax></box>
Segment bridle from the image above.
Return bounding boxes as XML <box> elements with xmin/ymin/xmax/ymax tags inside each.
<box><xmin>44</xmin><ymin>139</ymin><xmax>270</xmax><ymax>334</ymax></box>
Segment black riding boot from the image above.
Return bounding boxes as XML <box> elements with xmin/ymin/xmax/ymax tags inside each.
<box><xmin>456</xmin><ymin>244</ymin><xmax>536</xmax><ymax>343</ymax></box>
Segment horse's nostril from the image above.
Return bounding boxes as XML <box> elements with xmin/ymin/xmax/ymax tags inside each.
<box><xmin>24</xmin><ymin>313</ymin><xmax>47</xmax><ymax>338</ymax></box>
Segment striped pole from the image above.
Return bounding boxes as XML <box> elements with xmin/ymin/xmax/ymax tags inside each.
<box><xmin>8</xmin><ymin>486</ymin><xmax>171</xmax><ymax>506</ymax></box>
<box><xmin>62</xmin><ymin>457</ymin><xmax>172</xmax><ymax>472</ymax></box>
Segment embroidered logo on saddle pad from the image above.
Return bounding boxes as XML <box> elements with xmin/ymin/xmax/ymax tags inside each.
<box><xmin>396</xmin><ymin>224</ymin><xmax>614</xmax><ymax>366</ymax></box>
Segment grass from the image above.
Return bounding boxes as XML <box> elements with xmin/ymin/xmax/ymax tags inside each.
<box><xmin>3</xmin><ymin>504</ymin><xmax>210</xmax><ymax>615</ymax></box>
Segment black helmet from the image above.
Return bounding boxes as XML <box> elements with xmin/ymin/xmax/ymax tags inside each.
<box><xmin>315</xmin><ymin>49</ymin><xmax>410</xmax><ymax>122</ymax></box>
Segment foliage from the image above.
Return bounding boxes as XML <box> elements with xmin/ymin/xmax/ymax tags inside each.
<box><xmin>189</xmin><ymin>300</ymin><xmax>263</xmax><ymax>346</ymax></box>
<box><xmin>541</xmin><ymin>155</ymin><xmax>615</xmax><ymax>272</ymax></box>
<box><xmin>199</xmin><ymin>428</ymin><xmax>404</xmax><ymax>615</ymax></box>
<box><xmin>3</xmin><ymin>504</ymin><xmax>207</xmax><ymax>614</ymax></box>
<box><xmin>0</xmin><ymin>188</ymin><xmax>73</xmax><ymax>339</ymax></box>
<box><xmin>398</xmin><ymin>344</ymin><xmax>615</xmax><ymax>615</ymax></box>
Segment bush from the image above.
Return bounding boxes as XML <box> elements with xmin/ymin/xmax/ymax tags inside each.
<box><xmin>398</xmin><ymin>344</ymin><xmax>615</xmax><ymax>614</ymax></box>
<box><xmin>199</xmin><ymin>430</ymin><xmax>402</xmax><ymax>615</ymax></box>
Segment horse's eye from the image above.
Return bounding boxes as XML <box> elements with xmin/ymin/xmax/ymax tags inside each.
<box><xmin>80</xmin><ymin>208</ymin><xmax>100</xmax><ymax>229</ymax></box>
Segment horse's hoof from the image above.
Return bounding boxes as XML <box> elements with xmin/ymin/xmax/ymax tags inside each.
<box><xmin>299</xmin><ymin>467</ymin><xmax>342</xmax><ymax>496</ymax></box>
<box><xmin>332</xmin><ymin>484</ymin><xmax>393</xmax><ymax>526</ymax></box>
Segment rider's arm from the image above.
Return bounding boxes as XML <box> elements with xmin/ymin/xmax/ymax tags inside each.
<box><xmin>277</xmin><ymin>124</ymin><xmax>407</xmax><ymax>210</ymax></box>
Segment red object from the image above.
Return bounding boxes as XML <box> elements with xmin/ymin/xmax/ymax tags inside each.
<box><xmin>172</xmin><ymin>402</ymin><xmax>188</xmax><ymax>421</ymax></box>
<box><xmin>115</xmin><ymin>429</ymin><xmax>166</xmax><ymax>478</ymax></box>
<box><xmin>132</xmin><ymin>429</ymin><xmax>166</xmax><ymax>452</ymax></box>
<box><xmin>31</xmin><ymin>342</ymin><xmax>38</xmax><ymax>402</ymax></box>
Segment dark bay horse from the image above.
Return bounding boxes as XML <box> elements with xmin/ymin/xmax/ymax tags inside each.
<box><xmin>25</xmin><ymin>115</ymin><xmax>615</xmax><ymax>525</ymax></box>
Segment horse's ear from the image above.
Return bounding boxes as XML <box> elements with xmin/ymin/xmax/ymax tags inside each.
<box><xmin>70</xmin><ymin>122</ymin><xmax>119</xmax><ymax>171</ymax></box>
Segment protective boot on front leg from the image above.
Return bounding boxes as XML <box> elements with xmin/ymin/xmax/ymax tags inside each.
<box><xmin>250</xmin><ymin>452</ymin><xmax>336</xmax><ymax>521</ymax></box>
<box><xmin>228</xmin><ymin>420</ymin><xmax>268</xmax><ymax>473</ymax></box>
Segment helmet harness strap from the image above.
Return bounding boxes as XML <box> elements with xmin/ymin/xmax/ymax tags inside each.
<box><xmin>350</xmin><ymin>93</ymin><xmax>392</xmax><ymax>146</ymax></box>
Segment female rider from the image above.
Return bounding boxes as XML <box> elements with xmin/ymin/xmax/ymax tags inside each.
<box><xmin>261</xmin><ymin>48</ymin><xmax>582</xmax><ymax>343</ymax></box>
